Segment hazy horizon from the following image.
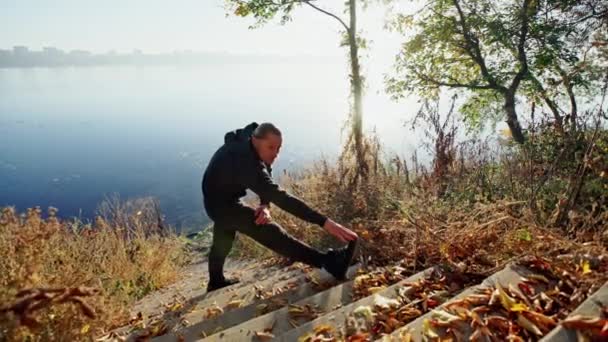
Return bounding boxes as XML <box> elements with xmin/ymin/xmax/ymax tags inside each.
<box><xmin>0</xmin><ymin>1</ymin><xmax>412</xmax><ymax>57</ymax></box>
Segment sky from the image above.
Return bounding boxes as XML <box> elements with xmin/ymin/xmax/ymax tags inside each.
<box><xmin>0</xmin><ymin>0</ymin><xmax>412</xmax><ymax>57</ymax></box>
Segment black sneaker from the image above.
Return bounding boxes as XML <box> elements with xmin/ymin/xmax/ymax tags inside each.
<box><xmin>206</xmin><ymin>277</ymin><xmax>240</xmax><ymax>292</ymax></box>
<box><xmin>322</xmin><ymin>239</ymin><xmax>359</xmax><ymax>280</ymax></box>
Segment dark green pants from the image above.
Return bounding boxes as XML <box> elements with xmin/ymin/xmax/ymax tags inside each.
<box><xmin>206</xmin><ymin>204</ymin><xmax>325</xmax><ymax>283</ymax></box>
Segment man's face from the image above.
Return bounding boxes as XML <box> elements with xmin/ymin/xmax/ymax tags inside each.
<box><xmin>252</xmin><ymin>133</ymin><xmax>282</xmax><ymax>166</ymax></box>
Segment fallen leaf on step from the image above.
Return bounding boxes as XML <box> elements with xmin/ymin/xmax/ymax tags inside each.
<box><xmin>313</xmin><ymin>324</ymin><xmax>334</xmax><ymax>334</ymax></box>
<box><xmin>521</xmin><ymin>310</ymin><xmax>556</xmax><ymax>332</ymax></box>
<box><xmin>166</xmin><ymin>302</ymin><xmax>183</xmax><ymax>312</ymax></box>
<box><xmin>431</xmin><ymin>309</ymin><xmax>461</xmax><ymax>324</ymax></box>
<box><xmin>373</xmin><ymin>294</ymin><xmax>400</xmax><ymax>309</ymax></box>
<box><xmin>288</xmin><ymin>318</ymin><xmax>299</xmax><ymax>328</ymax></box>
<box><xmin>525</xmin><ymin>274</ymin><xmax>550</xmax><ymax>284</ymax></box>
<box><xmin>422</xmin><ymin>318</ymin><xmax>440</xmax><ymax>338</ymax></box>
<box><xmin>226</xmin><ymin>299</ymin><xmax>244</xmax><ymax>309</ymax></box>
<box><xmin>95</xmin><ymin>331</ymin><xmax>126</xmax><ymax>342</ymax></box>
<box><xmin>517</xmin><ymin>313</ymin><xmax>543</xmax><ymax>336</ymax></box>
<box><xmin>581</xmin><ymin>260</ymin><xmax>591</xmax><ymax>275</ymax></box>
<box><xmin>254</xmin><ymin>331</ymin><xmax>275</xmax><ymax>341</ymax></box>
<box><xmin>561</xmin><ymin>315</ymin><xmax>608</xmax><ymax>337</ymax></box>
<box><xmin>205</xmin><ymin>304</ymin><xmax>224</xmax><ymax>319</ymax></box>
<box><xmin>368</xmin><ymin>286</ymin><xmax>386</xmax><ymax>294</ymax></box>
<box><xmin>346</xmin><ymin>332</ymin><xmax>370</xmax><ymax>342</ymax></box>
<box><xmin>353</xmin><ymin>305</ymin><xmax>375</xmax><ymax>323</ymax></box>
<box><xmin>288</xmin><ymin>304</ymin><xmax>304</xmax><ymax>315</ymax></box>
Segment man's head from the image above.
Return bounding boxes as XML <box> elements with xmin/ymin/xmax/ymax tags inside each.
<box><xmin>251</xmin><ymin>122</ymin><xmax>282</xmax><ymax>165</ymax></box>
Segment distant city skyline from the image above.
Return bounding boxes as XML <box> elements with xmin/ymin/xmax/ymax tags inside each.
<box><xmin>0</xmin><ymin>45</ymin><xmax>342</xmax><ymax>67</ymax></box>
<box><xmin>0</xmin><ymin>1</ymin><xmax>411</xmax><ymax>61</ymax></box>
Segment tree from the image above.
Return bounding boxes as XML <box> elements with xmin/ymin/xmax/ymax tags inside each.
<box><xmin>523</xmin><ymin>0</ymin><xmax>608</xmax><ymax>132</ymax></box>
<box><xmin>226</xmin><ymin>0</ymin><xmax>369</xmax><ymax>181</ymax></box>
<box><xmin>386</xmin><ymin>0</ymin><xmax>607</xmax><ymax>143</ymax></box>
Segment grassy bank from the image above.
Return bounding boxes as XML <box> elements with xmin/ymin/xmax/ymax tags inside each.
<box><xmin>0</xmin><ymin>199</ymin><xmax>189</xmax><ymax>341</ymax></box>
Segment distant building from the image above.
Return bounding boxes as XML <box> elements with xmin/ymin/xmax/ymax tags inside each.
<box><xmin>13</xmin><ymin>46</ymin><xmax>29</xmax><ymax>55</ymax></box>
<box><xmin>69</xmin><ymin>49</ymin><xmax>91</xmax><ymax>57</ymax></box>
<box><xmin>43</xmin><ymin>47</ymin><xmax>64</xmax><ymax>56</ymax></box>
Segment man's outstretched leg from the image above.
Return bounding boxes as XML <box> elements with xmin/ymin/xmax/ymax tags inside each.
<box><xmin>232</xmin><ymin>205</ymin><xmax>358</xmax><ymax>280</ymax></box>
<box><xmin>207</xmin><ymin>224</ymin><xmax>240</xmax><ymax>292</ymax></box>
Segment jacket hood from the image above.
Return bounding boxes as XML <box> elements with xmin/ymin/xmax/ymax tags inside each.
<box><xmin>224</xmin><ymin>122</ymin><xmax>259</xmax><ymax>145</ymax></box>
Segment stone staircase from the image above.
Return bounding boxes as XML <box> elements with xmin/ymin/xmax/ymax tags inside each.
<box><xmin>106</xmin><ymin>257</ymin><xmax>607</xmax><ymax>342</ymax></box>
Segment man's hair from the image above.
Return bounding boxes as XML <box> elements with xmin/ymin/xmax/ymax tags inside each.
<box><xmin>252</xmin><ymin>122</ymin><xmax>282</xmax><ymax>139</ymax></box>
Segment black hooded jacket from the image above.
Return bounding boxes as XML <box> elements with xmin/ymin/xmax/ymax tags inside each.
<box><xmin>202</xmin><ymin>122</ymin><xmax>327</xmax><ymax>227</ymax></box>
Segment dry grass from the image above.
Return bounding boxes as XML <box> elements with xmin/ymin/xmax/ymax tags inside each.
<box><xmin>0</xmin><ymin>199</ymin><xmax>188</xmax><ymax>341</ymax></box>
<box><xmin>234</xmin><ymin>129</ymin><xmax>607</xmax><ymax>279</ymax></box>
<box><xmin>382</xmin><ymin>197</ymin><xmax>606</xmax><ymax>273</ymax></box>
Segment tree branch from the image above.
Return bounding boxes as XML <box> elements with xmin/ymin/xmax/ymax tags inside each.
<box><xmin>415</xmin><ymin>70</ymin><xmax>497</xmax><ymax>90</ymax></box>
<box><xmin>509</xmin><ymin>0</ymin><xmax>532</xmax><ymax>93</ymax></box>
<box><xmin>528</xmin><ymin>73</ymin><xmax>564</xmax><ymax>128</ymax></box>
<box><xmin>303</xmin><ymin>0</ymin><xmax>350</xmax><ymax>32</ymax></box>
<box><xmin>453</xmin><ymin>0</ymin><xmax>503</xmax><ymax>91</ymax></box>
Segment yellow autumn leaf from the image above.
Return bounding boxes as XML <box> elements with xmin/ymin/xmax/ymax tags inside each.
<box><xmin>581</xmin><ymin>260</ymin><xmax>591</xmax><ymax>275</ymax></box>
<box><xmin>170</xmin><ymin>302</ymin><xmax>182</xmax><ymax>311</ymax></box>
<box><xmin>496</xmin><ymin>284</ymin><xmax>518</xmax><ymax>312</ymax></box>
<box><xmin>510</xmin><ymin>303</ymin><xmax>529</xmax><ymax>312</ymax></box>
<box><xmin>288</xmin><ymin>304</ymin><xmax>304</xmax><ymax>315</ymax></box>
<box><xmin>368</xmin><ymin>286</ymin><xmax>386</xmax><ymax>294</ymax></box>
<box><xmin>81</xmin><ymin>324</ymin><xmax>90</xmax><ymax>334</ymax></box>
<box><xmin>422</xmin><ymin>318</ymin><xmax>440</xmax><ymax>338</ymax></box>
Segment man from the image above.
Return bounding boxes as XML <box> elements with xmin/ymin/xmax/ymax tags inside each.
<box><xmin>202</xmin><ymin>122</ymin><xmax>359</xmax><ymax>292</ymax></box>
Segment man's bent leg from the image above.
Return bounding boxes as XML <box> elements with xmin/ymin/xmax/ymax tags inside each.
<box><xmin>233</xmin><ymin>206</ymin><xmax>326</xmax><ymax>268</ymax></box>
<box><xmin>207</xmin><ymin>223</ymin><xmax>236</xmax><ymax>285</ymax></box>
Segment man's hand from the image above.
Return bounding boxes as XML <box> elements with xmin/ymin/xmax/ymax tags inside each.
<box><xmin>254</xmin><ymin>205</ymin><xmax>272</xmax><ymax>225</ymax></box>
<box><xmin>323</xmin><ymin>218</ymin><xmax>358</xmax><ymax>243</ymax></box>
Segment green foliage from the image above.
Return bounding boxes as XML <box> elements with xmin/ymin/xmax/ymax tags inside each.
<box><xmin>459</xmin><ymin>90</ymin><xmax>504</xmax><ymax>133</ymax></box>
<box><xmin>227</xmin><ymin>0</ymin><xmax>302</xmax><ymax>27</ymax></box>
<box><xmin>386</xmin><ymin>0</ymin><xmax>607</xmax><ymax>133</ymax></box>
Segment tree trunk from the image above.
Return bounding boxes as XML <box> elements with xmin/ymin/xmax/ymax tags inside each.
<box><xmin>504</xmin><ymin>91</ymin><xmax>526</xmax><ymax>144</ymax></box>
<box><xmin>348</xmin><ymin>0</ymin><xmax>367</xmax><ymax>180</ymax></box>
<box><xmin>556</xmin><ymin>66</ymin><xmax>578</xmax><ymax>131</ymax></box>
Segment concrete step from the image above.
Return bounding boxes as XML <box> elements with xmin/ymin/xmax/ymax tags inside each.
<box><xmin>380</xmin><ymin>262</ymin><xmax>560</xmax><ymax>341</ymax></box>
<box><xmin>142</xmin><ymin>264</ymin><xmax>354</xmax><ymax>341</ymax></box>
<box><xmin>129</xmin><ymin>259</ymin><xmax>268</xmax><ymax>318</ymax></box>
<box><xmin>178</xmin><ymin>264</ymin><xmax>363</xmax><ymax>342</ymax></box>
<box><xmin>274</xmin><ymin>267</ymin><xmax>437</xmax><ymax>342</ymax></box>
<box><xmin>540</xmin><ymin>281</ymin><xmax>608</xmax><ymax>342</ymax></box>
<box><xmin>195</xmin><ymin>261</ymin><xmax>307</xmax><ymax>302</ymax></box>
<box><xmin>112</xmin><ymin>255</ymin><xmax>607</xmax><ymax>342</ymax></box>
<box><xmin>117</xmin><ymin>261</ymin><xmax>308</xmax><ymax>340</ymax></box>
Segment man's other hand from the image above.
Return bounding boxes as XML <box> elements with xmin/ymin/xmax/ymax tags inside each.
<box><xmin>323</xmin><ymin>219</ymin><xmax>358</xmax><ymax>243</ymax></box>
<box><xmin>254</xmin><ymin>205</ymin><xmax>271</xmax><ymax>225</ymax></box>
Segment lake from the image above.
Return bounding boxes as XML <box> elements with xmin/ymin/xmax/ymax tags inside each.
<box><xmin>0</xmin><ymin>61</ymin><xmax>419</xmax><ymax>231</ymax></box>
